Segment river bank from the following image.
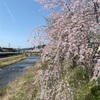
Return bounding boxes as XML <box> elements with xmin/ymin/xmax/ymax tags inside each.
<box><xmin>0</xmin><ymin>60</ymin><xmax>40</xmax><ymax>100</ymax></box>
<box><xmin>0</xmin><ymin>59</ymin><xmax>100</xmax><ymax>100</ymax></box>
<box><xmin>0</xmin><ymin>54</ymin><xmax>26</xmax><ymax>67</ymax></box>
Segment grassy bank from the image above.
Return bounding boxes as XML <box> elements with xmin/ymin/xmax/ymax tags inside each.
<box><xmin>0</xmin><ymin>59</ymin><xmax>100</xmax><ymax>100</ymax></box>
<box><xmin>0</xmin><ymin>60</ymin><xmax>40</xmax><ymax>100</ymax></box>
<box><xmin>0</xmin><ymin>54</ymin><xmax>26</xmax><ymax>67</ymax></box>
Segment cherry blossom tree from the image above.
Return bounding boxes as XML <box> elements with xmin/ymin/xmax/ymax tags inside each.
<box><xmin>35</xmin><ymin>0</ymin><xmax>100</xmax><ymax>72</ymax></box>
<box><xmin>32</xmin><ymin>0</ymin><xmax>100</xmax><ymax>99</ymax></box>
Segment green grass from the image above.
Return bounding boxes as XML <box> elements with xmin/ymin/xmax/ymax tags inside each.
<box><xmin>0</xmin><ymin>87</ymin><xmax>6</xmax><ymax>97</ymax></box>
<box><xmin>67</xmin><ymin>66</ymin><xmax>100</xmax><ymax>100</ymax></box>
<box><xmin>0</xmin><ymin>54</ymin><xmax>26</xmax><ymax>67</ymax></box>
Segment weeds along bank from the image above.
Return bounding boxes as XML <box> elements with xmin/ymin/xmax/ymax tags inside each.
<box><xmin>0</xmin><ymin>54</ymin><xmax>26</xmax><ymax>67</ymax></box>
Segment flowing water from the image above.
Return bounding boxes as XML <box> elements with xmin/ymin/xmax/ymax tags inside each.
<box><xmin>0</xmin><ymin>56</ymin><xmax>40</xmax><ymax>88</ymax></box>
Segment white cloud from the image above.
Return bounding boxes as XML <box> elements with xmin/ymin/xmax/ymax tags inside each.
<box><xmin>3</xmin><ymin>1</ymin><xmax>16</xmax><ymax>23</ymax></box>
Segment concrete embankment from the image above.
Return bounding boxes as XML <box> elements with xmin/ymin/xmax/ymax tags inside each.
<box><xmin>0</xmin><ymin>54</ymin><xmax>26</xmax><ymax>67</ymax></box>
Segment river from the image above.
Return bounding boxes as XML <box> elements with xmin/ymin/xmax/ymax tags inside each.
<box><xmin>0</xmin><ymin>56</ymin><xmax>40</xmax><ymax>88</ymax></box>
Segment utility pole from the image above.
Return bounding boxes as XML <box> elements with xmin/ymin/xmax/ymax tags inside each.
<box><xmin>9</xmin><ymin>43</ymin><xmax>10</xmax><ymax>48</ymax></box>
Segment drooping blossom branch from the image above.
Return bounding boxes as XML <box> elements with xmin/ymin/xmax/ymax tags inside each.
<box><xmin>31</xmin><ymin>0</ymin><xmax>100</xmax><ymax>99</ymax></box>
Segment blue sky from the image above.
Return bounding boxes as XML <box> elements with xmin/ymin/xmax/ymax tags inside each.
<box><xmin>0</xmin><ymin>0</ymin><xmax>48</xmax><ymax>48</ymax></box>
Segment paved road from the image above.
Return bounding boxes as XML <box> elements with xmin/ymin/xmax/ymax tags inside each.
<box><xmin>0</xmin><ymin>56</ymin><xmax>39</xmax><ymax>88</ymax></box>
<box><xmin>0</xmin><ymin>52</ymin><xmax>21</xmax><ymax>54</ymax></box>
